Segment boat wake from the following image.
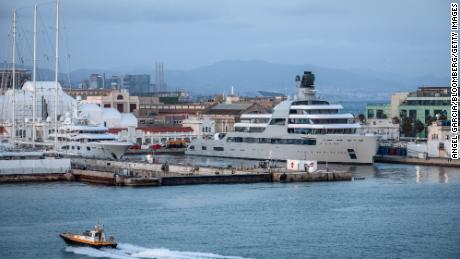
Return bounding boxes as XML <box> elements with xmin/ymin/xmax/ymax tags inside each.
<box><xmin>65</xmin><ymin>243</ymin><xmax>251</xmax><ymax>259</ymax></box>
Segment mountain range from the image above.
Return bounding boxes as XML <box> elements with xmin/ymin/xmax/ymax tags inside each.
<box><xmin>2</xmin><ymin>60</ymin><xmax>448</xmax><ymax>102</ymax></box>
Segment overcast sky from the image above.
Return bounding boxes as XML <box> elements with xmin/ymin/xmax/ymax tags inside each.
<box><xmin>0</xmin><ymin>0</ymin><xmax>450</xmax><ymax>77</ymax></box>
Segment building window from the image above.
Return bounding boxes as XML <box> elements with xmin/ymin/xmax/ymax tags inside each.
<box><xmin>367</xmin><ymin>109</ymin><xmax>375</xmax><ymax>119</ymax></box>
<box><xmin>213</xmin><ymin>147</ymin><xmax>224</xmax><ymax>151</ymax></box>
<box><xmin>117</xmin><ymin>94</ymin><xmax>124</xmax><ymax>100</ymax></box>
<box><xmin>117</xmin><ymin>103</ymin><xmax>124</xmax><ymax>112</ymax></box>
<box><xmin>129</xmin><ymin>104</ymin><xmax>136</xmax><ymax>112</ymax></box>
<box><xmin>409</xmin><ymin>110</ymin><xmax>417</xmax><ymax>120</ymax></box>
<box><xmin>400</xmin><ymin>110</ymin><xmax>407</xmax><ymax>118</ymax></box>
<box><xmin>104</xmin><ymin>104</ymin><xmax>111</xmax><ymax>108</ymax></box>
<box><xmin>202</xmin><ymin>146</ymin><xmax>207</xmax><ymax>150</ymax></box>
<box><xmin>439</xmin><ymin>143</ymin><xmax>445</xmax><ymax>150</ymax></box>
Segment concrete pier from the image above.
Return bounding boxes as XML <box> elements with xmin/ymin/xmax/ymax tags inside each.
<box><xmin>375</xmin><ymin>155</ymin><xmax>460</xmax><ymax>168</ymax></box>
<box><xmin>272</xmin><ymin>170</ymin><xmax>352</xmax><ymax>182</ymax></box>
<box><xmin>70</xmin><ymin>158</ymin><xmax>351</xmax><ymax>186</ymax></box>
<box><xmin>0</xmin><ymin>172</ymin><xmax>72</xmax><ymax>183</ymax></box>
<box><xmin>0</xmin><ymin>157</ymin><xmax>353</xmax><ymax>186</ymax></box>
<box><xmin>71</xmin><ymin>169</ymin><xmax>161</xmax><ymax>186</ymax></box>
<box><xmin>0</xmin><ymin>158</ymin><xmax>72</xmax><ymax>183</ymax></box>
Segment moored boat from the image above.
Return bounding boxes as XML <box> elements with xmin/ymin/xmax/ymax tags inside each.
<box><xmin>60</xmin><ymin>223</ymin><xmax>117</xmax><ymax>249</ymax></box>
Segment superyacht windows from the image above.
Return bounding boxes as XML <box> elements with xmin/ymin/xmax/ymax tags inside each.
<box><xmin>292</xmin><ymin>100</ymin><xmax>330</xmax><ymax>105</ymax></box>
<box><xmin>249</xmin><ymin>127</ymin><xmax>265</xmax><ymax>133</ymax></box>
<box><xmin>213</xmin><ymin>147</ymin><xmax>224</xmax><ymax>151</ymax></box>
<box><xmin>269</xmin><ymin>118</ymin><xmax>286</xmax><ymax>125</ymax></box>
<box><xmin>288</xmin><ymin>128</ymin><xmax>357</xmax><ymax>134</ymax></box>
<box><xmin>289</xmin><ymin>109</ymin><xmax>339</xmax><ymax>114</ymax></box>
<box><xmin>288</xmin><ymin>118</ymin><xmax>311</xmax><ymax>124</ymax></box>
<box><xmin>226</xmin><ymin>137</ymin><xmax>316</xmax><ymax>145</ymax></box>
<box><xmin>202</xmin><ymin>146</ymin><xmax>207</xmax><ymax>150</ymax></box>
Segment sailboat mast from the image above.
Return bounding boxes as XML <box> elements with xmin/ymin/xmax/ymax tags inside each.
<box><xmin>11</xmin><ymin>9</ymin><xmax>16</xmax><ymax>145</ymax></box>
<box><xmin>54</xmin><ymin>0</ymin><xmax>60</xmax><ymax>151</ymax></box>
<box><xmin>32</xmin><ymin>5</ymin><xmax>37</xmax><ymax>148</ymax></box>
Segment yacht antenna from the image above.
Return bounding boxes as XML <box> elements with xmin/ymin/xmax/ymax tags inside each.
<box><xmin>54</xmin><ymin>0</ymin><xmax>60</xmax><ymax>151</ymax></box>
<box><xmin>32</xmin><ymin>4</ymin><xmax>37</xmax><ymax>148</ymax></box>
<box><xmin>11</xmin><ymin>9</ymin><xmax>16</xmax><ymax>145</ymax></box>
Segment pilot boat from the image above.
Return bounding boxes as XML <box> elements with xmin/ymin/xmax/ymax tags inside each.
<box><xmin>60</xmin><ymin>223</ymin><xmax>117</xmax><ymax>249</ymax></box>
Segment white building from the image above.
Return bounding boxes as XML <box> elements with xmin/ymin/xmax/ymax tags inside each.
<box><xmin>427</xmin><ymin>121</ymin><xmax>452</xmax><ymax>158</ymax></box>
<box><xmin>360</xmin><ymin>119</ymin><xmax>399</xmax><ymax>140</ymax></box>
<box><xmin>109</xmin><ymin>115</ymin><xmax>216</xmax><ymax>146</ymax></box>
<box><xmin>182</xmin><ymin>116</ymin><xmax>216</xmax><ymax>139</ymax></box>
<box><xmin>407</xmin><ymin>120</ymin><xmax>452</xmax><ymax>158</ymax></box>
<box><xmin>110</xmin><ymin>126</ymin><xmax>196</xmax><ymax>146</ymax></box>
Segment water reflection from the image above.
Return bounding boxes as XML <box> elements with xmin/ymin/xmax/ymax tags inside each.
<box><xmin>439</xmin><ymin>168</ymin><xmax>449</xmax><ymax>183</ymax></box>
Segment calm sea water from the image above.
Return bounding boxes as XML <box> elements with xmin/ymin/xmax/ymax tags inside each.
<box><xmin>0</xmin><ymin>158</ymin><xmax>459</xmax><ymax>259</ymax></box>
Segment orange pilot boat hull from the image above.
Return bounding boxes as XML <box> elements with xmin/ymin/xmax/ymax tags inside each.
<box><xmin>60</xmin><ymin>233</ymin><xmax>117</xmax><ymax>249</ymax></box>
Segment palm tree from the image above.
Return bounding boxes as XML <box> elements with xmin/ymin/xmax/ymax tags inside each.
<box><xmin>414</xmin><ymin>120</ymin><xmax>425</xmax><ymax>138</ymax></box>
<box><xmin>401</xmin><ymin>117</ymin><xmax>413</xmax><ymax>137</ymax></box>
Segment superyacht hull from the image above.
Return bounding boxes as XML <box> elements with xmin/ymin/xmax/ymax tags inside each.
<box><xmin>186</xmin><ymin>134</ymin><xmax>379</xmax><ymax>164</ymax></box>
<box><xmin>58</xmin><ymin>141</ymin><xmax>131</xmax><ymax>160</ymax></box>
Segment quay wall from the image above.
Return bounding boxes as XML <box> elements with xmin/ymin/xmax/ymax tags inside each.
<box><xmin>272</xmin><ymin>171</ymin><xmax>352</xmax><ymax>182</ymax></box>
<box><xmin>71</xmin><ymin>169</ymin><xmax>161</xmax><ymax>186</ymax></box>
<box><xmin>375</xmin><ymin>155</ymin><xmax>460</xmax><ymax>168</ymax></box>
<box><xmin>161</xmin><ymin>174</ymin><xmax>272</xmax><ymax>186</ymax></box>
<box><xmin>71</xmin><ymin>158</ymin><xmax>259</xmax><ymax>178</ymax></box>
<box><xmin>0</xmin><ymin>158</ymin><xmax>71</xmax><ymax>175</ymax></box>
<box><xmin>0</xmin><ymin>172</ymin><xmax>72</xmax><ymax>183</ymax></box>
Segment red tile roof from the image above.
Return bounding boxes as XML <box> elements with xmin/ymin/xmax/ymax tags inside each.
<box><xmin>141</xmin><ymin>127</ymin><xmax>193</xmax><ymax>133</ymax></box>
<box><xmin>108</xmin><ymin>127</ymin><xmax>194</xmax><ymax>134</ymax></box>
<box><xmin>107</xmin><ymin>128</ymin><xmax>127</xmax><ymax>134</ymax></box>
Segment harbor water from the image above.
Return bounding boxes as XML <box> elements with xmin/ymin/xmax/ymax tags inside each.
<box><xmin>0</xmin><ymin>158</ymin><xmax>459</xmax><ymax>259</ymax></box>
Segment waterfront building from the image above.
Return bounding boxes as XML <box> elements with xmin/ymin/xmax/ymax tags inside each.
<box><xmin>136</xmin><ymin>91</ymin><xmax>209</xmax><ymax>127</ymax></box>
<box><xmin>83</xmin><ymin>89</ymin><xmax>139</xmax><ymax>113</ymax></box>
<box><xmin>427</xmin><ymin>120</ymin><xmax>452</xmax><ymax>158</ymax></box>
<box><xmin>109</xmin><ymin>126</ymin><xmax>196</xmax><ymax>145</ymax></box>
<box><xmin>397</xmin><ymin>86</ymin><xmax>450</xmax><ymax>122</ymax></box>
<box><xmin>406</xmin><ymin>120</ymin><xmax>452</xmax><ymax>159</ymax></box>
<box><xmin>360</xmin><ymin>119</ymin><xmax>400</xmax><ymax>140</ymax></box>
<box><xmin>182</xmin><ymin>116</ymin><xmax>216</xmax><ymax>139</ymax></box>
<box><xmin>202</xmin><ymin>103</ymin><xmax>270</xmax><ymax>133</ymax></box>
<box><xmin>64</xmin><ymin>88</ymin><xmax>113</xmax><ymax>99</ymax></box>
<box><xmin>366</xmin><ymin>103</ymin><xmax>391</xmax><ymax>119</ymax></box>
<box><xmin>366</xmin><ymin>86</ymin><xmax>450</xmax><ymax>137</ymax></box>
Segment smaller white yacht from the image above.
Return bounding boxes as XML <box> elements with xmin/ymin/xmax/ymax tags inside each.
<box><xmin>49</xmin><ymin>116</ymin><xmax>132</xmax><ymax>160</ymax></box>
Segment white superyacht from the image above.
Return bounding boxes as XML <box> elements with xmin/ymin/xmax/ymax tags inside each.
<box><xmin>186</xmin><ymin>71</ymin><xmax>378</xmax><ymax>164</ymax></box>
<box><xmin>48</xmin><ymin>115</ymin><xmax>132</xmax><ymax>160</ymax></box>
